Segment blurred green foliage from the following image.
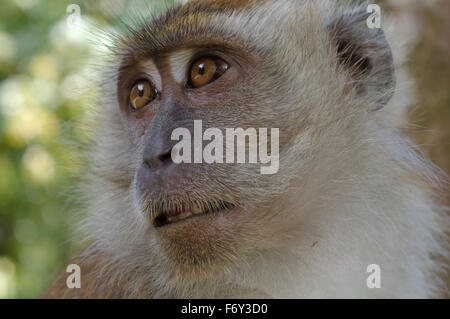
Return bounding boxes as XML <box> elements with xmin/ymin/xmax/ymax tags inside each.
<box><xmin>0</xmin><ymin>0</ymin><xmax>175</xmax><ymax>298</ymax></box>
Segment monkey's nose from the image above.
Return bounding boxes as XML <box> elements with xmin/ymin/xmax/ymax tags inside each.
<box><xmin>143</xmin><ymin>148</ymin><xmax>173</xmax><ymax>171</ymax></box>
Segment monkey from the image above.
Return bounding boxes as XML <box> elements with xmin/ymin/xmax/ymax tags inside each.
<box><xmin>43</xmin><ymin>0</ymin><xmax>448</xmax><ymax>298</ymax></box>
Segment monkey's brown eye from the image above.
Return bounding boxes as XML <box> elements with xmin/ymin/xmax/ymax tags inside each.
<box><xmin>129</xmin><ymin>80</ymin><xmax>157</xmax><ymax>110</ymax></box>
<box><xmin>189</xmin><ymin>57</ymin><xmax>229</xmax><ymax>88</ymax></box>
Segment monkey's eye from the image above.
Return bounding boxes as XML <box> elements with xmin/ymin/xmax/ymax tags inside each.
<box><xmin>188</xmin><ymin>57</ymin><xmax>229</xmax><ymax>88</ymax></box>
<box><xmin>129</xmin><ymin>80</ymin><xmax>157</xmax><ymax>110</ymax></box>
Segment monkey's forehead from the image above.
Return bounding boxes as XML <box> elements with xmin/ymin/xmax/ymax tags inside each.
<box><xmin>116</xmin><ymin>0</ymin><xmax>276</xmax><ymax>57</ymax></box>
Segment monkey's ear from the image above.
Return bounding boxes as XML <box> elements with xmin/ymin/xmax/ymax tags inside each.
<box><xmin>328</xmin><ymin>11</ymin><xmax>396</xmax><ymax>110</ymax></box>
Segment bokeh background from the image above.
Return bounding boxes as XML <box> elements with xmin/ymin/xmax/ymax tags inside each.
<box><xmin>0</xmin><ymin>0</ymin><xmax>448</xmax><ymax>298</ymax></box>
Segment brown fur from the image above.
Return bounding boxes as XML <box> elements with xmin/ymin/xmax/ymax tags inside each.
<box><xmin>119</xmin><ymin>0</ymin><xmax>265</xmax><ymax>57</ymax></box>
<box><xmin>42</xmin><ymin>249</ymin><xmax>122</xmax><ymax>298</ymax></box>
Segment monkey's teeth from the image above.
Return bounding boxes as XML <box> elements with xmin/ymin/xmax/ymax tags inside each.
<box><xmin>164</xmin><ymin>205</ymin><xmax>205</xmax><ymax>223</ymax></box>
<box><xmin>191</xmin><ymin>204</ymin><xmax>203</xmax><ymax>215</ymax></box>
<box><xmin>156</xmin><ymin>202</ymin><xmax>234</xmax><ymax>226</ymax></box>
<box><xmin>167</xmin><ymin>211</ymin><xmax>193</xmax><ymax>223</ymax></box>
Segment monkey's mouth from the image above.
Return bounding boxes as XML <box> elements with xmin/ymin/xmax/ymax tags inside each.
<box><xmin>153</xmin><ymin>201</ymin><xmax>235</xmax><ymax>227</ymax></box>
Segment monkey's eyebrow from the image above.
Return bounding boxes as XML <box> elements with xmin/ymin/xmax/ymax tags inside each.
<box><xmin>118</xmin><ymin>1</ymin><xmax>260</xmax><ymax>58</ymax></box>
<box><xmin>123</xmin><ymin>26</ymin><xmax>247</xmax><ymax>58</ymax></box>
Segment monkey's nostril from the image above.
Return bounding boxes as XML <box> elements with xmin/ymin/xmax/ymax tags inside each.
<box><xmin>158</xmin><ymin>149</ymin><xmax>172</xmax><ymax>163</ymax></box>
<box><xmin>143</xmin><ymin>149</ymin><xmax>173</xmax><ymax>170</ymax></box>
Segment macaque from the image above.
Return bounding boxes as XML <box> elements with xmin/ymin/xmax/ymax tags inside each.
<box><xmin>43</xmin><ymin>0</ymin><xmax>448</xmax><ymax>298</ymax></box>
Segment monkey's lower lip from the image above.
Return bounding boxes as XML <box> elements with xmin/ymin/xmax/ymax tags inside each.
<box><xmin>153</xmin><ymin>202</ymin><xmax>235</xmax><ymax>227</ymax></box>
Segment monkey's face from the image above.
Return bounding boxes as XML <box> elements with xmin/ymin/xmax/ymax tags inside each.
<box><xmin>110</xmin><ymin>40</ymin><xmax>293</xmax><ymax>275</ymax></box>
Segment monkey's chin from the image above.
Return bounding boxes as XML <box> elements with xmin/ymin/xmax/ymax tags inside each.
<box><xmin>148</xmin><ymin>201</ymin><xmax>248</xmax><ymax>277</ymax></box>
<box><xmin>151</xmin><ymin>201</ymin><xmax>236</xmax><ymax>227</ymax></box>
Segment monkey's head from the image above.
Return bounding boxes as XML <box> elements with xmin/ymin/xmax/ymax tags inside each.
<box><xmin>87</xmin><ymin>0</ymin><xmax>396</xmax><ymax>285</ymax></box>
